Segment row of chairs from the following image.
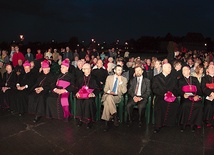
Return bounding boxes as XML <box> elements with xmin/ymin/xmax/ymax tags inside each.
<box><xmin>69</xmin><ymin>92</ymin><xmax>152</xmax><ymax>124</ymax></box>
<box><xmin>70</xmin><ymin>92</ymin><xmax>206</xmax><ymax>125</ymax></box>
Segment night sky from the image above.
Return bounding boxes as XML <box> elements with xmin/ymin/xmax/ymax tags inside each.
<box><xmin>1</xmin><ymin>0</ymin><xmax>214</xmax><ymax>43</ymax></box>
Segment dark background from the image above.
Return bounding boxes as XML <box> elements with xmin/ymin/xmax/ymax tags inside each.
<box><xmin>1</xmin><ymin>0</ymin><xmax>214</xmax><ymax>43</ymax></box>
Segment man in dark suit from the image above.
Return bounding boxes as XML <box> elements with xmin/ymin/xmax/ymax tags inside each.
<box><xmin>127</xmin><ymin>66</ymin><xmax>151</xmax><ymax>127</ymax></box>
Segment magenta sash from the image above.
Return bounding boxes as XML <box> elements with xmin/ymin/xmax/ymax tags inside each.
<box><xmin>78</xmin><ymin>85</ymin><xmax>94</xmax><ymax>99</ymax></box>
<box><xmin>206</xmin><ymin>83</ymin><xmax>214</xmax><ymax>89</ymax></box>
<box><xmin>182</xmin><ymin>85</ymin><xmax>202</xmax><ymax>101</ymax></box>
<box><xmin>56</xmin><ymin>80</ymin><xmax>70</xmax><ymax>106</ymax></box>
<box><xmin>56</xmin><ymin>80</ymin><xmax>70</xmax><ymax>118</ymax></box>
<box><xmin>182</xmin><ymin>85</ymin><xmax>197</xmax><ymax>93</ymax></box>
<box><xmin>164</xmin><ymin>91</ymin><xmax>176</xmax><ymax>103</ymax></box>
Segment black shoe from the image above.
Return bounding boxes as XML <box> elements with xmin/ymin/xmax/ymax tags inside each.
<box><xmin>11</xmin><ymin>110</ymin><xmax>15</xmax><ymax>114</ymax></box>
<box><xmin>138</xmin><ymin>121</ymin><xmax>143</xmax><ymax>128</ymax></box>
<box><xmin>127</xmin><ymin>121</ymin><xmax>133</xmax><ymax>127</ymax></box>
<box><xmin>191</xmin><ymin>125</ymin><xmax>196</xmax><ymax>133</ymax></box>
<box><xmin>180</xmin><ymin>125</ymin><xmax>185</xmax><ymax>132</ymax></box>
<box><xmin>33</xmin><ymin>116</ymin><xmax>40</xmax><ymax>123</ymax></box>
<box><xmin>87</xmin><ymin>122</ymin><xmax>92</xmax><ymax>129</ymax></box>
<box><xmin>112</xmin><ymin>113</ymin><xmax>119</xmax><ymax>127</ymax></box>
<box><xmin>77</xmin><ymin>120</ymin><xmax>82</xmax><ymax>127</ymax></box>
<box><xmin>104</xmin><ymin>121</ymin><xmax>109</xmax><ymax>132</ymax></box>
<box><xmin>153</xmin><ymin>128</ymin><xmax>160</xmax><ymax>134</ymax></box>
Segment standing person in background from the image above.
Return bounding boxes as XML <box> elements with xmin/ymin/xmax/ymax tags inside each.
<box><xmin>63</xmin><ymin>46</ymin><xmax>73</xmax><ymax>61</ymax></box>
<box><xmin>25</xmin><ymin>48</ymin><xmax>34</xmax><ymax>62</ymax></box>
<box><xmin>9</xmin><ymin>45</ymin><xmax>15</xmax><ymax>63</ymax></box>
<box><xmin>52</xmin><ymin>48</ymin><xmax>59</xmax><ymax>62</ymax></box>
<box><xmin>79</xmin><ymin>48</ymin><xmax>86</xmax><ymax>60</ymax></box>
<box><xmin>44</xmin><ymin>48</ymin><xmax>52</xmax><ymax>60</ymax></box>
<box><xmin>1</xmin><ymin>50</ymin><xmax>9</xmax><ymax>64</ymax></box>
<box><xmin>12</xmin><ymin>45</ymin><xmax>25</xmax><ymax>67</ymax></box>
<box><xmin>36</xmin><ymin>49</ymin><xmax>43</xmax><ymax>60</ymax></box>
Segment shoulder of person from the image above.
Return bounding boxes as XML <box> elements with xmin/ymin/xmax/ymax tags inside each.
<box><xmin>143</xmin><ymin>78</ymin><xmax>150</xmax><ymax>83</ymax></box>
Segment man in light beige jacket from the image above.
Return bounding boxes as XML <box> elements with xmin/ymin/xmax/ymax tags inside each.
<box><xmin>101</xmin><ymin>65</ymin><xmax>127</xmax><ymax>131</ymax></box>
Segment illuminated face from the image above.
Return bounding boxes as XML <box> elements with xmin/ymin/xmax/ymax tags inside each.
<box><xmin>6</xmin><ymin>65</ymin><xmax>12</xmax><ymax>73</ymax></box>
<box><xmin>97</xmin><ymin>60</ymin><xmax>103</xmax><ymax>68</ymax></box>
<box><xmin>182</xmin><ymin>66</ymin><xmax>190</xmax><ymax>77</ymax></box>
<box><xmin>154</xmin><ymin>61</ymin><xmax>161</xmax><ymax>68</ymax></box>
<box><xmin>15</xmin><ymin>46</ymin><xmax>19</xmax><ymax>52</ymax></box>
<box><xmin>208</xmin><ymin>65</ymin><xmax>214</xmax><ymax>75</ymax></box>
<box><xmin>114</xmin><ymin>66</ymin><xmax>123</xmax><ymax>76</ymax></box>
<box><xmin>82</xmin><ymin>66</ymin><xmax>91</xmax><ymax>76</ymax></box>
<box><xmin>61</xmin><ymin>65</ymin><xmax>68</xmax><ymax>74</ymax></box>
<box><xmin>162</xmin><ymin>63</ymin><xmax>172</xmax><ymax>75</ymax></box>
<box><xmin>135</xmin><ymin>67</ymin><xmax>143</xmax><ymax>77</ymax></box>
<box><xmin>43</xmin><ymin>68</ymin><xmax>50</xmax><ymax>75</ymax></box>
<box><xmin>24</xmin><ymin>66</ymin><xmax>31</xmax><ymax>73</ymax></box>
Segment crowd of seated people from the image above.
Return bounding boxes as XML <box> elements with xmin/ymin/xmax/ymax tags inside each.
<box><xmin>0</xmin><ymin>45</ymin><xmax>214</xmax><ymax>133</ymax></box>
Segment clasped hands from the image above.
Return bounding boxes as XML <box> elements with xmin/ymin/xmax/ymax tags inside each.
<box><xmin>133</xmin><ymin>96</ymin><xmax>143</xmax><ymax>102</ymax></box>
<box><xmin>35</xmin><ymin>87</ymin><xmax>44</xmax><ymax>94</ymax></box>
<box><xmin>54</xmin><ymin>88</ymin><xmax>67</xmax><ymax>95</ymax></box>
<box><xmin>184</xmin><ymin>93</ymin><xmax>200</xmax><ymax>101</ymax></box>
<box><xmin>76</xmin><ymin>92</ymin><xmax>95</xmax><ymax>98</ymax></box>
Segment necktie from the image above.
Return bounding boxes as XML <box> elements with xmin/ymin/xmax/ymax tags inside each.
<box><xmin>135</xmin><ymin>78</ymin><xmax>140</xmax><ymax>95</ymax></box>
<box><xmin>112</xmin><ymin>77</ymin><xmax>118</xmax><ymax>93</ymax></box>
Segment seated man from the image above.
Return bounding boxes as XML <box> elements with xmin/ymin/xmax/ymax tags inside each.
<box><xmin>152</xmin><ymin>63</ymin><xmax>179</xmax><ymax>133</ymax></box>
<box><xmin>1</xmin><ymin>64</ymin><xmax>16</xmax><ymax>110</ymax></box>
<box><xmin>75</xmin><ymin>63</ymin><xmax>99</xmax><ymax>129</ymax></box>
<box><xmin>46</xmin><ymin>59</ymin><xmax>74</xmax><ymax>121</ymax></box>
<box><xmin>28</xmin><ymin>60</ymin><xmax>54</xmax><ymax>123</ymax></box>
<box><xmin>10</xmin><ymin>61</ymin><xmax>37</xmax><ymax>116</ymax></box>
<box><xmin>101</xmin><ymin>65</ymin><xmax>127</xmax><ymax>131</ymax></box>
<box><xmin>178</xmin><ymin>66</ymin><xmax>203</xmax><ymax>132</ymax></box>
<box><xmin>201</xmin><ymin>64</ymin><xmax>214</xmax><ymax>127</ymax></box>
<box><xmin>127</xmin><ymin>66</ymin><xmax>151</xmax><ymax>127</ymax></box>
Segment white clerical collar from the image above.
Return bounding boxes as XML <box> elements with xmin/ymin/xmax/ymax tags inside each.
<box><xmin>137</xmin><ymin>75</ymin><xmax>143</xmax><ymax>79</ymax></box>
<box><xmin>162</xmin><ymin>73</ymin><xmax>168</xmax><ymax>77</ymax></box>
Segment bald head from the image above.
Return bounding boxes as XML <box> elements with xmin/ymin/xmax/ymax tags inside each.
<box><xmin>82</xmin><ymin>63</ymin><xmax>91</xmax><ymax>76</ymax></box>
<box><xmin>162</xmin><ymin>63</ymin><xmax>171</xmax><ymax>76</ymax></box>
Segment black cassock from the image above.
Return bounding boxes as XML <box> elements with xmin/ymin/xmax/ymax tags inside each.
<box><xmin>10</xmin><ymin>71</ymin><xmax>37</xmax><ymax>114</ymax></box>
<box><xmin>178</xmin><ymin>76</ymin><xmax>203</xmax><ymax>127</ymax></box>
<box><xmin>75</xmin><ymin>74</ymin><xmax>99</xmax><ymax>123</ymax></box>
<box><xmin>0</xmin><ymin>71</ymin><xmax>17</xmax><ymax>109</ymax></box>
<box><xmin>91</xmin><ymin>68</ymin><xmax>108</xmax><ymax>90</ymax></box>
<box><xmin>46</xmin><ymin>72</ymin><xmax>74</xmax><ymax>120</ymax></box>
<box><xmin>152</xmin><ymin>73</ymin><xmax>179</xmax><ymax>130</ymax></box>
<box><xmin>201</xmin><ymin>75</ymin><xmax>214</xmax><ymax>125</ymax></box>
<box><xmin>28</xmin><ymin>72</ymin><xmax>54</xmax><ymax>117</ymax></box>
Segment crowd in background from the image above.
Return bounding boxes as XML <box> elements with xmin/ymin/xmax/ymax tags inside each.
<box><xmin>0</xmin><ymin>44</ymin><xmax>214</xmax><ymax>132</ymax></box>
